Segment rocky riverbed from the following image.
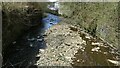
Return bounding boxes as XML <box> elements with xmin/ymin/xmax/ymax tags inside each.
<box><xmin>2</xmin><ymin>14</ymin><xmax>120</xmax><ymax>67</ymax></box>
<box><xmin>2</xmin><ymin>2</ymin><xmax>120</xmax><ymax>68</ymax></box>
<box><xmin>36</xmin><ymin>23</ymin><xmax>84</xmax><ymax>66</ymax></box>
<box><xmin>36</xmin><ymin>18</ymin><xmax>120</xmax><ymax>66</ymax></box>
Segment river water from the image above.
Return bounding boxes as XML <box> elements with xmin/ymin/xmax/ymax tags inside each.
<box><xmin>2</xmin><ymin>13</ymin><xmax>61</xmax><ymax>67</ymax></box>
<box><xmin>2</xmin><ymin>13</ymin><xmax>120</xmax><ymax>67</ymax></box>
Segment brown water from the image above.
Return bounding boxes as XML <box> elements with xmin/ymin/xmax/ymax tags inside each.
<box><xmin>72</xmin><ymin>31</ymin><xmax>120</xmax><ymax>66</ymax></box>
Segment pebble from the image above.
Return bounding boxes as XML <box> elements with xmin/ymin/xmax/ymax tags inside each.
<box><xmin>29</xmin><ymin>62</ymin><xmax>32</xmax><ymax>65</ymax></box>
<box><xmin>103</xmin><ymin>52</ymin><xmax>108</xmax><ymax>54</ymax></box>
<box><xmin>107</xmin><ymin>59</ymin><xmax>120</xmax><ymax>65</ymax></box>
<box><xmin>29</xmin><ymin>44</ymin><xmax>33</xmax><ymax>47</ymax></box>
<box><xmin>92</xmin><ymin>42</ymin><xmax>100</xmax><ymax>45</ymax></box>
<box><xmin>59</xmin><ymin>53</ymin><xmax>63</xmax><ymax>56</ymax></box>
<box><xmin>71</xmin><ymin>63</ymin><xmax>74</xmax><ymax>64</ymax></box>
<box><xmin>82</xmin><ymin>40</ymin><xmax>86</xmax><ymax>44</ymax></box>
<box><xmin>12</xmin><ymin>41</ymin><xmax>16</xmax><ymax>44</ymax></box>
<box><xmin>91</xmin><ymin>47</ymin><xmax>100</xmax><ymax>52</ymax></box>
<box><xmin>65</xmin><ymin>56</ymin><xmax>71</xmax><ymax>59</ymax></box>
<box><xmin>53</xmin><ymin>55</ymin><xmax>56</xmax><ymax>57</ymax></box>
<box><xmin>37</xmin><ymin>39</ymin><xmax>43</xmax><ymax>42</ymax></box>
<box><xmin>36</xmin><ymin>54</ymin><xmax>41</xmax><ymax>57</ymax></box>
<box><xmin>37</xmin><ymin>36</ymin><xmax>40</xmax><ymax>38</ymax></box>
<box><xmin>85</xmin><ymin>35</ymin><xmax>91</xmax><ymax>39</ymax></box>
<box><xmin>28</xmin><ymin>38</ymin><xmax>35</xmax><ymax>41</ymax></box>
<box><xmin>81</xmin><ymin>49</ymin><xmax>85</xmax><ymax>51</ymax></box>
<box><xmin>39</xmin><ymin>49</ymin><xmax>45</xmax><ymax>52</ymax></box>
<box><xmin>77</xmin><ymin>59</ymin><xmax>80</xmax><ymax>62</ymax></box>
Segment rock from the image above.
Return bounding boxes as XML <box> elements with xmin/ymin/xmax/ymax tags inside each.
<box><xmin>82</xmin><ymin>40</ymin><xmax>86</xmax><ymax>45</ymax></box>
<box><xmin>39</xmin><ymin>49</ymin><xmax>45</xmax><ymax>52</ymax></box>
<box><xmin>69</xmin><ymin>26</ymin><xmax>78</xmax><ymax>32</ymax></box>
<box><xmin>28</xmin><ymin>38</ymin><xmax>35</xmax><ymax>41</ymax></box>
<box><xmin>91</xmin><ymin>47</ymin><xmax>100</xmax><ymax>52</ymax></box>
<box><xmin>103</xmin><ymin>52</ymin><xmax>108</xmax><ymax>54</ymax></box>
<box><xmin>65</xmin><ymin>56</ymin><xmax>71</xmax><ymax>59</ymax></box>
<box><xmin>85</xmin><ymin>35</ymin><xmax>91</xmax><ymax>39</ymax></box>
<box><xmin>77</xmin><ymin>59</ymin><xmax>80</xmax><ymax>62</ymax></box>
<box><xmin>37</xmin><ymin>39</ymin><xmax>43</xmax><ymax>42</ymax></box>
<box><xmin>12</xmin><ymin>41</ymin><xmax>16</xmax><ymax>44</ymax></box>
<box><xmin>91</xmin><ymin>42</ymin><xmax>102</xmax><ymax>46</ymax></box>
<box><xmin>37</xmin><ymin>36</ymin><xmax>40</xmax><ymax>38</ymax></box>
<box><xmin>29</xmin><ymin>43</ymin><xmax>33</xmax><ymax>47</ymax></box>
<box><xmin>107</xmin><ymin>59</ymin><xmax>120</xmax><ymax>65</ymax></box>
<box><xmin>36</xmin><ymin>54</ymin><xmax>41</xmax><ymax>57</ymax></box>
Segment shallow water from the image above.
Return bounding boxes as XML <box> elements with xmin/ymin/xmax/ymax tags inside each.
<box><xmin>72</xmin><ymin>32</ymin><xmax>120</xmax><ymax>66</ymax></box>
<box><xmin>42</xmin><ymin>13</ymin><xmax>61</xmax><ymax>30</ymax></box>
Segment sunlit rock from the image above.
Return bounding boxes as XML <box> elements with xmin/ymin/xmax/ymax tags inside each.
<box><xmin>77</xmin><ymin>59</ymin><xmax>80</xmax><ymax>62</ymax></box>
<box><xmin>91</xmin><ymin>42</ymin><xmax>102</xmax><ymax>46</ymax></box>
<box><xmin>39</xmin><ymin>49</ymin><xmax>45</xmax><ymax>52</ymax></box>
<box><xmin>85</xmin><ymin>35</ymin><xmax>91</xmax><ymax>39</ymax></box>
<box><xmin>65</xmin><ymin>56</ymin><xmax>71</xmax><ymax>60</ymax></box>
<box><xmin>107</xmin><ymin>59</ymin><xmax>120</xmax><ymax>65</ymax></box>
<box><xmin>91</xmin><ymin>47</ymin><xmax>100</xmax><ymax>52</ymax></box>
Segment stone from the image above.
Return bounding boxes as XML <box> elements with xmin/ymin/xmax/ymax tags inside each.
<box><xmin>107</xmin><ymin>59</ymin><xmax>120</xmax><ymax>65</ymax></box>
<box><xmin>39</xmin><ymin>49</ymin><xmax>45</xmax><ymax>52</ymax></box>
<box><xmin>91</xmin><ymin>47</ymin><xmax>100</xmax><ymax>52</ymax></box>
<box><xmin>37</xmin><ymin>39</ymin><xmax>43</xmax><ymax>42</ymax></box>
<box><xmin>91</xmin><ymin>42</ymin><xmax>101</xmax><ymax>45</ymax></box>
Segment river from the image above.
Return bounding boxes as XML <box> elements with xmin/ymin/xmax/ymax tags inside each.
<box><xmin>2</xmin><ymin>13</ymin><xmax>120</xmax><ymax>67</ymax></box>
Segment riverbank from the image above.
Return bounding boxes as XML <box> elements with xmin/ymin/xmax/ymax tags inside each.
<box><xmin>2</xmin><ymin>2</ymin><xmax>120</xmax><ymax>67</ymax></box>
<box><xmin>36</xmin><ymin>17</ymin><xmax>120</xmax><ymax>66</ymax></box>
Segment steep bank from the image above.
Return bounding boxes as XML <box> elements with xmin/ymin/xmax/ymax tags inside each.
<box><xmin>58</xmin><ymin>2</ymin><xmax>119</xmax><ymax>50</ymax></box>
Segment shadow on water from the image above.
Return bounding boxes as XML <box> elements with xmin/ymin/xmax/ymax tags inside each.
<box><xmin>2</xmin><ymin>25</ymin><xmax>47</xmax><ymax>68</ymax></box>
<box><xmin>2</xmin><ymin>13</ymin><xmax>61</xmax><ymax>68</ymax></box>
